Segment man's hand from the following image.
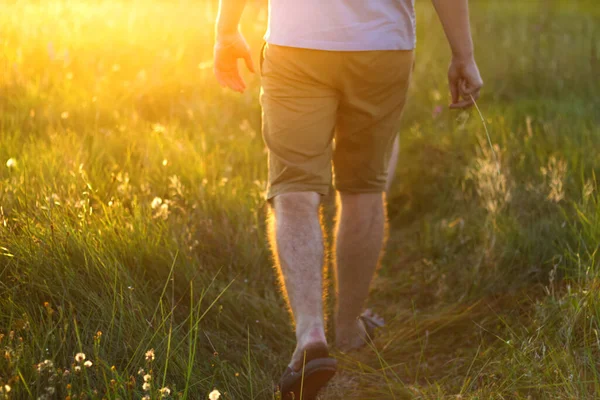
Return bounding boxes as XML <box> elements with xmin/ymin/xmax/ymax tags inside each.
<box><xmin>213</xmin><ymin>31</ymin><xmax>255</xmax><ymax>93</ymax></box>
<box><xmin>448</xmin><ymin>56</ymin><xmax>483</xmax><ymax>109</ymax></box>
<box><xmin>431</xmin><ymin>0</ymin><xmax>483</xmax><ymax>109</ymax></box>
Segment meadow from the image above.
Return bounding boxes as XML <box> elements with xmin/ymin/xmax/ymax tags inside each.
<box><xmin>1</xmin><ymin>0</ymin><xmax>599</xmax><ymax>398</ymax></box>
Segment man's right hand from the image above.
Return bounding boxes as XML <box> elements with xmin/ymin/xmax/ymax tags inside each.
<box><xmin>448</xmin><ymin>56</ymin><xmax>483</xmax><ymax>109</ymax></box>
<box><xmin>213</xmin><ymin>31</ymin><xmax>255</xmax><ymax>93</ymax></box>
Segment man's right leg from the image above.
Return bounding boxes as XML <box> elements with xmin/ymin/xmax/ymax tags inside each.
<box><xmin>269</xmin><ymin>192</ymin><xmax>328</xmax><ymax>370</ymax></box>
<box><xmin>332</xmin><ymin>49</ymin><xmax>414</xmax><ymax>349</ymax></box>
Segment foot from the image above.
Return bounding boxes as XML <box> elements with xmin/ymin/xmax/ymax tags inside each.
<box><xmin>290</xmin><ymin>324</ymin><xmax>328</xmax><ymax>371</ymax></box>
<box><xmin>279</xmin><ymin>325</ymin><xmax>334</xmax><ymax>400</ymax></box>
<box><xmin>335</xmin><ymin>309</ymin><xmax>384</xmax><ymax>352</ymax></box>
<box><xmin>278</xmin><ymin>352</ymin><xmax>336</xmax><ymax>400</ymax></box>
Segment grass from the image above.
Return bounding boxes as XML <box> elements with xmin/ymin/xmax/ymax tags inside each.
<box><xmin>1</xmin><ymin>0</ymin><xmax>599</xmax><ymax>398</ymax></box>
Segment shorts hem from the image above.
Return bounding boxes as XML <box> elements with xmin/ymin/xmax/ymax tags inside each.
<box><xmin>334</xmin><ymin>185</ymin><xmax>386</xmax><ymax>194</ymax></box>
<box><xmin>266</xmin><ymin>184</ymin><xmax>330</xmax><ymax>201</ymax></box>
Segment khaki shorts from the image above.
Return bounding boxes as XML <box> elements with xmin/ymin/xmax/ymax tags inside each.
<box><xmin>260</xmin><ymin>44</ymin><xmax>413</xmax><ymax>200</ymax></box>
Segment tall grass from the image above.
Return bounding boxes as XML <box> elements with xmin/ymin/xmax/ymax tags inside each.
<box><xmin>1</xmin><ymin>0</ymin><xmax>599</xmax><ymax>398</ymax></box>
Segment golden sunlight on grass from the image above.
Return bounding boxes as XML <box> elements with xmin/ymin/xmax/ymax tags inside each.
<box><xmin>1</xmin><ymin>0</ymin><xmax>600</xmax><ymax>399</ymax></box>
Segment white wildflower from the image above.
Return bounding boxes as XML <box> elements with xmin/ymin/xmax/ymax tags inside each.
<box><xmin>145</xmin><ymin>349</ymin><xmax>155</xmax><ymax>361</ymax></box>
<box><xmin>209</xmin><ymin>389</ymin><xmax>221</xmax><ymax>400</ymax></box>
<box><xmin>151</xmin><ymin>197</ymin><xmax>163</xmax><ymax>209</ymax></box>
<box><xmin>152</xmin><ymin>123</ymin><xmax>166</xmax><ymax>133</ymax></box>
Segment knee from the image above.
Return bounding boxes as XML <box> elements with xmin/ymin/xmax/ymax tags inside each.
<box><xmin>273</xmin><ymin>191</ymin><xmax>321</xmax><ymax>215</ymax></box>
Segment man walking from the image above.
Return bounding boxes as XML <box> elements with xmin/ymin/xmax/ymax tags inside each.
<box><xmin>214</xmin><ymin>1</ymin><xmax>483</xmax><ymax>398</ymax></box>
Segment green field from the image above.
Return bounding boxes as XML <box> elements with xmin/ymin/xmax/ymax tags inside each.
<box><xmin>1</xmin><ymin>0</ymin><xmax>600</xmax><ymax>398</ymax></box>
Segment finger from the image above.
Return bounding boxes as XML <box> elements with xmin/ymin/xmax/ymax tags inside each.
<box><xmin>461</xmin><ymin>91</ymin><xmax>480</xmax><ymax>106</ymax></box>
<box><xmin>460</xmin><ymin>79</ymin><xmax>469</xmax><ymax>96</ymax></box>
<box><xmin>233</xmin><ymin>81</ymin><xmax>244</xmax><ymax>93</ymax></box>
<box><xmin>217</xmin><ymin>72</ymin><xmax>238</xmax><ymax>92</ymax></box>
<box><xmin>243</xmin><ymin>52</ymin><xmax>255</xmax><ymax>73</ymax></box>
<box><xmin>227</xmin><ymin>64</ymin><xmax>244</xmax><ymax>90</ymax></box>
<box><xmin>461</xmin><ymin>83</ymin><xmax>481</xmax><ymax>97</ymax></box>
<box><xmin>459</xmin><ymin>81</ymin><xmax>481</xmax><ymax>105</ymax></box>
<box><xmin>228</xmin><ymin>73</ymin><xmax>246</xmax><ymax>92</ymax></box>
<box><xmin>218</xmin><ymin>68</ymin><xmax>244</xmax><ymax>92</ymax></box>
<box><xmin>218</xmin><ymin>71</ymin><xmax>240</xmax><ymax>92</ymax></box>
<box><xmin>450</xmin><ymin>80</ymin><xmax>460</xmax><ymax>106</ymax></box>
<box><xmin>449</xmin><ymin>99</ymin><xmax>474</xmax><ymax>109</ymax></box>
<box><xmin>214</xmin><ymin>71</ymin><xmax>228</xmax><ymax>88</ymax></box>
<box><xmin>226</xmin><ymin>76</ymin><xmax>243</xmax><ymax>93</ymax></box>
<box><xmin>461</xmin><ymin>77</ymin><xmax>484</xmax><ymax>95</ymax></box>
<box><xmin>233</xmin><ymin>78</ymin><xmax>246</xmax><ymax>93</ymax></box>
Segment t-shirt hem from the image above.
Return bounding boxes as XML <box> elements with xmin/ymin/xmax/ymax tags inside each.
<box><xmin>264</xmin><ymin>36</ymin><xmax>416</xmax><ymax>52</ymax></box>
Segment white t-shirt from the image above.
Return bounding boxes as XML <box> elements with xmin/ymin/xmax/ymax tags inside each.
<box><xmin>264</xmin><ymin>0</ymin><xmax>416</xmax><ymax>51</ymax></box>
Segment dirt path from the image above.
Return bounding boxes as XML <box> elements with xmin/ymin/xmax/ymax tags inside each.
<box><xmin>317</xmin><ymin>210</ymin><xmax>542</xmax><ymax>399</ymax></box>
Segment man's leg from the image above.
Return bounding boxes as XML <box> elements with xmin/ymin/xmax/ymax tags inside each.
<box><xmin>269</xmin><ymin>191</ymin><xmax>328</xmax><ymax>369</ymax></box>
<box><xmin>260</xmin><ymin>44</ymin><xmax>340</xmax><ymax>398</ymax></box>
<box><xmin>332</xmin><ymin>50</ymin><xmax>413</xmax><ymax>349</ymax></box>
<box><xmin>333</xmin><ymin>192</ymin><xmax>387</xmax><ymax>350</ymax></box>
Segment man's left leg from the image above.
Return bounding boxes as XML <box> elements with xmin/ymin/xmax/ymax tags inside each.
<box><xmin>260</xmin><ymin>44</ymin><xmax>340</xmax><ymax>397</ymax></box>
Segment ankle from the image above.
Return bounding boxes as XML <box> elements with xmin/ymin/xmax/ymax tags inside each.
<box><xmin>290</xmin><ymin>323</ymin><xmax>328</xmax><ymax>371</ymax></box>
<box><xmin>296</xmin><ymin>321</ymin><xmax>326</xmax><ymax>344</ymax></box>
